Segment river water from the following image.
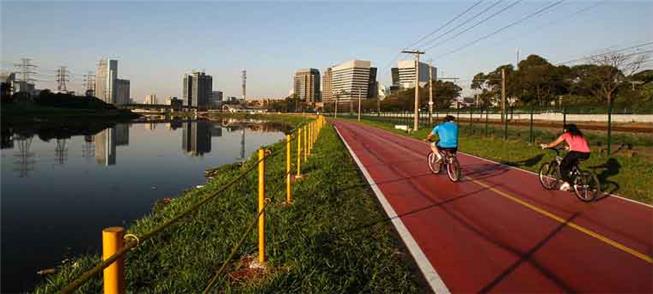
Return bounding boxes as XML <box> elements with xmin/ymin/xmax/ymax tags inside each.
<box><xmin>0</xmin><ymin>119</ymin><xmax>286</xmax><ymax>292</ymax></box>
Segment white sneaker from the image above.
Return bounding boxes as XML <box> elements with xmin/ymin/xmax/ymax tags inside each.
<box><xmin>559</xmin><ymin>182</ymin><xmax>571</xmax><ymax>191</ymax></box>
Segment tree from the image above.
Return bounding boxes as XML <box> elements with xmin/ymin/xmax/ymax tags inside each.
<box><xmin>570</xmin><ymin>52</ymin><xmax>647</xmax><ymax>106</ymax></box>
<box><xmin>513</xmin><ymin>55</ymin><xmax>568</xmax><ymax>106</ymax></box>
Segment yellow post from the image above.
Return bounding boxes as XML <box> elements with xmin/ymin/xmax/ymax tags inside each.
<box><xmin>286</xmin><ymin>134</ymin><xmax>292</xmax><ymax>204</ymax></box>
<box><xmin>303</xmin><ymin>126</ymin><xmax>308</xmax><ymax>161</ymax></box>
<box><xmin>296</xmin><ymin>128</ymin><xmax>302</xmax><ymax>177</ymax></box>
<box><xmin>102</xmin><ymin>227</ymin><xmax>125</xmax><ymax>294</ymax></box>
<box><xmin>308</xmin><ymin>123</ymin><xmax>312</xmax><ymax>155</ymax></box>
<box><xmin>257</xmin><ymin>148</ymin><xmax>266</xmax><ymax>264</ymax></box>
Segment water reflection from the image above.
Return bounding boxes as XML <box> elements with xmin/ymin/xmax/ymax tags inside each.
<box><xmin>0</xmin><ymin>119</ymin><xmax>287</xmax><ymax>292</ymax></box>
<box><xmin>182</xmin><ymin>121</ymin><xmax>211</xmax><ymax>156</ymax></box>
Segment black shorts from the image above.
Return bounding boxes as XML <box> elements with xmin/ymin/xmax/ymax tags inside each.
<box><xmin>433</xmin><ymin>141</ymin><xmax>457</xmax><ymax>153</ymax></box>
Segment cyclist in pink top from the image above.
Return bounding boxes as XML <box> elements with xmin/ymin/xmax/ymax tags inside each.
<box><xmin>540</xmin><ymin>124</ymin><xmax>591</xmax><ymax>191</ymax></box>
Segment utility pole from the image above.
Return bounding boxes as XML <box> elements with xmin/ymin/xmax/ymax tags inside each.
<box><xmin>402</xmin><ymin>50</ymin><xmax>424</xmax><ymax>131</ymax></box>
<box><xmin>241</xmin><ymin>69</ymin><xmax>247</xmax><ymax>100</ymax></box>
<box><xmin>377</xmin><ymin>97</ymin><xmax>381</xmax><ymax>114</ymax></box>
<box><xmin>56</xmin><ymin>66</ymin><xmax>70</xmax><ymax>93</ymax></box>
<box><xmin>357</xmin><ymin>87</ymin><xmax>362</xmax><ymax>121</ymax></box>
<box><xmin>334</xmin><ymin>94</ymin><xmax>338</xmax><ymax>118</ymax></box>
<box><xmin>428</xmin><ymin>60</ymin><xmax>436</xmax><ymax>126</ymax></box>
<box><xmin>501</xmin><ymin>68</ymin><xmax>507</xmax><ymax>123</ymax></box>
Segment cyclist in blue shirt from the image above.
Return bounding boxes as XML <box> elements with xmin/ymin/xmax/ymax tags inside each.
<box><xmin>425</xmin><ymin>115</ymin><xmax>458</xmax><ymax>163</ymax></box>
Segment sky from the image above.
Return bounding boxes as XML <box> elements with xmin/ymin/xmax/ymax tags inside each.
<box><xmin>1</xmin><ymin>0</ymin><xmax>652</xmax><ymax>101</ymax></box>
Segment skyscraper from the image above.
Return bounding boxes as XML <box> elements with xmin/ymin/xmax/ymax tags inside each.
<box><xmin>95</xmin><ymin>59</ymin><xmax>117</xmax><ymax>103</ymax></box>
<box><xmin>322</xmin><ymin>68</ymin><xmax>333</xmax><ymax>102</ymax></box>
<box><xmin>293</xmin><ymin>68</ymin><xmax>320</xmax><ymax>102</ymax></box>
<box><xmin>95</xmin><ymin>58</ymin><xmax>130</xmax><ymax>105</ymax></box>
<box><xmin>327</xmin><ymin>60</ymin><xmax>376</xmax><ymax>101</ymax></box>
<box><xmin>116</xmin><ymin>79</ymin><xmax>130</xmax><ymax>104</ymax></box>
<box><xmin>182</xmin><ymin>72</ymin><xmax>212</xmax><ymax>109</ymax></box>
<box><xmin>391</xmin><ymin>60</ymin><xmax>435</xmax><ymax>89</ymax></box>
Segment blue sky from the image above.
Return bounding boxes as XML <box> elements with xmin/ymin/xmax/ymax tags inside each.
<box><xmin>1</xmin><ymin>1</ymin><xmax>652</xmax><ymax>100</ymax></box>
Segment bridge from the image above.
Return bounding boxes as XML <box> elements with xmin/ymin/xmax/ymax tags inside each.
<box><xmin>118</xmin><ymin>103</ymin><xmax>196</xmax><ymax>113</ymax></box>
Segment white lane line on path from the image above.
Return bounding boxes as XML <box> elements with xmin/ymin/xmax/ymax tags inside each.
<box><xmin>349</xmin><ymin>121</ymin><xmax>653</xmax><ymax>209</ymax></box>
<box><xmin>334</xmin><ymin>124</ymin><xmax>450</xmax><ymax>294</ymax></box>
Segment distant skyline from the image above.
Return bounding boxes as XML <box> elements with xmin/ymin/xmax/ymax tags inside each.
<box><xmin>1</xmin><ymin>1</ymin><xmax>652</xmax><ymax>100</ymax></box>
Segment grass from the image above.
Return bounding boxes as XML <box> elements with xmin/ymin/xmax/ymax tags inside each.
<box><xmin>337</xmin><ymin>115</ymin><xmax>653</xmax><ymax>204</ymax></box>
<box><xmin>35</xmin><ymin>115</ymin><xmax>423</xmax><ymax>293</ymax></box>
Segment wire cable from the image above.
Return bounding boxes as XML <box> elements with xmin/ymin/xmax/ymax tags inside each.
<box><xmin>423</xmin><ymin>0</ymin><xmax>519</xmax><ymax>51</ymax></box>
<box><xmin>433</xmin><ymin>0</ymin><xmax>565</xmax><ymax>60</ymax></box>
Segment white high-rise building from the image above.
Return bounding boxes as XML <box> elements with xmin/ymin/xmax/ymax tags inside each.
<box><xmin>328</xmin><ymin>60</ymin><xmax>376</xmax><ymax>101</ymax></box>
<box><xmin>95</xmin><ymin>58</ymin><xmax>130</xmax><ymax>105</ymax></box>
<box><xmin>144</xmin><ymin>94</ymin><xmax>157</xmax><ymax>104</ymax></box>
<box><xmin>392</xmin><ymin>60</ymin><xmax>435</xmax><ymax>89</ymax></box>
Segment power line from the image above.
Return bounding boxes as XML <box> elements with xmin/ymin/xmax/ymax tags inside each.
<box><xmin>433</xmin><ymin>0</ymin><xmax>565</xmax><ymax>60</ymax></box>
<box><xmin>423</xmin><ymin>0</ymin><xmax>520</xmax><ymax>51</ymax></box>
<box><xmin>557</xmin><ymin>41</ymin><xmax>653</xmax><ymax>65</ymax></box>
<box><xmin>489</xmin><ymin>1</ymin><xmax>604</xmax><ymax>48</ymax></box>
<box><xmin>379</xmin><ymin>0</ymin><xmax>486</xmax><ymax>75</ymax></box>
<box><xmin>407</xmin><ymin>0</ymin><xmax>485</xmax><ymax>50</ymax></box>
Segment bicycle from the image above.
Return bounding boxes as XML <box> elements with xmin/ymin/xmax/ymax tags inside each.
<box><xmin>538</xmin><ymin>147</ymin><xmax>601</xmax><ymax>202</ymax></box>
<box><xmin>427</xmin><ymin>148</ymin><xmax>462</xmax><ymax>182</ymax></box>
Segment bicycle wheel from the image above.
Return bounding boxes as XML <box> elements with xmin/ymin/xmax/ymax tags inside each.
<box><xmin>427</xmin><ymin>153</ymin><xmax>441</xmax><ymax>174</ymax></box>
<box><xmin>539</xmin><ymin>162</ymin><xmax>560</xmax><ymax>190</ymax></box>
<box><xmin>447</xmin><ymin>157</ymin><xmax>462</xmax><ymax>182</ymax></box>
<box><xmin>573</xmin><ymin>171</ymin><xmax>601</xmax><ymax>202</ymax></box>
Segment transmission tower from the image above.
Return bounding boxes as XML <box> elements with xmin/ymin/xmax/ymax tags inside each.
<box><xmin>14</xmin><ymin>135</ymin><xmax>36</xmax><ymax>177</ymax></box>
<box><xmin>241</xmin><ymin>69</ymin><xmax>247</xmax><ymax>100</ymax></box>
<box><xmin>56</xmin><ymin>66</ymin><xmax>70</xmax><ymax>92</ymax></box>
<box><xmin>14</xmin><ymin>58</ymin><xmax>37</xmax><ymax>83</ymax></box>
<box><xmin>55</xmin><ymin>138</ymin><xmax>68</xmax><ymax>165</ymax></box>
<box><xmin>83</xmin><ymin>71</ymin><xmax>96</xmax><ymax>96</ymax></box>
<box><xmin>82</xmin><ymin>135</ymin><xmax>95</xmax><ymax>158</ymax></box>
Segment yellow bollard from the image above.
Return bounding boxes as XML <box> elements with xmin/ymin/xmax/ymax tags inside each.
<box><xmin>257</xmin><ymin>148</ymin><xmax>266</xmax><ymax>264</ymax></box>
<box><xmin>286</xmin><ymin>134</ymin><xmax>292</xmax><ymax>204</ymax></box>
<box><xmin>303</xmin><ymin>126</ymin><xmax>308</xmax><ymax>161</ymax></box>
<box><xmin>102</xmin><ymin>227</ymin><xmax>125</xmax><ymax>294</ymax></box>
<box><xmin>308</xmin><ymin>123</ymin><xmax>312</xmax><ymax>155</ymax></box>
<box><xmin>296</xmin><ymin>128</ymin><xmax>302</xmax><ymax>177</ymax></box>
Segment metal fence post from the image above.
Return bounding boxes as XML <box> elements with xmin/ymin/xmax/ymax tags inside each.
<box><xmin>529</xmin><ymin>106</ymin><xmax>534</xmax><ymax>144</ymax></box>
<box><xmin>102</xmin><ymin>227</ymin><xmax>125</xmax><ymax>294</ymax></box>
<box><xmin>257</xmin><ymin>149</ymin><xmax>266</xmax><ymax>264</ymax></box>
<box><xmin>286</xmin><ymin>134</ymin><xmax>292</xmax><ymax>204</ymax></box>
<box><xmin>485</xmin><ymin>109</ymin><xmax>489</xmax><ymax>136</ymax></box>
<box><xmin>607</xmin><ymin>101</ymin><xmax>613</xmax><ymax>156</ymax></box>
<box><xmin>504</xmin><ymin>109</ymin><xmax>508</xmax><ymax>140</ymax></box>
<box><xmin>563</xmin><ymin>107</ymin><xmax>567</xmax><ymax>131</ymax></box>
<box><xmin>469</xmin><ymin>107</ymin><xmax>473</xmax><ymax>134</ymax></box>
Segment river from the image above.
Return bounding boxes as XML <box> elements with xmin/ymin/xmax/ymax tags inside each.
<box><xmin>0</xmin><ymin>118</ymin><xmax>287</xmax><ymax>292</ymax></box>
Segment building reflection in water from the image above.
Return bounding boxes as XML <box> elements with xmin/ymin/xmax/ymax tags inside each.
<box><xmin>182</xmin><ymin>121</ymin><xmax>211</xmax><ymax>156</ymax></box>
<box><xmin>95</xmin><ymin>128</ymin><xmax>116</xmax><ymax>166</ymax></box>
<box><xmin>94</xmin><ymin>124</ymin><xmax>129</xmax><ymax>166</ymax></box>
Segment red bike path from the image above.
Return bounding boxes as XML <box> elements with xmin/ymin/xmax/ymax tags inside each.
<box><xmin>333</xmin><ymin>120</ymin><xmax>652</xmax><ymax>293</ymax></box>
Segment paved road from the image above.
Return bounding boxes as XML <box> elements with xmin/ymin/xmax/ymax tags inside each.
<box><xmin>333</xmin><ymin>120</ymin><xmax>652</xmax><ymax>293</ymax></box>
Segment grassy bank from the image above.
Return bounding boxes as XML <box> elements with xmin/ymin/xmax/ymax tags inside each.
<box><xmin>338</xmin><ymin>116</ymin><xmax>652</xmax><ymax>204</ymax></box>
<box><xmin>1</xmin><ymin>103</ymin><xmax>139</xmax><ymax>124</ymax></box>
<box><xmin>36</xmin><ymin>115</ymin><xmax>422</xmax><ymax>293</ymax></box>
